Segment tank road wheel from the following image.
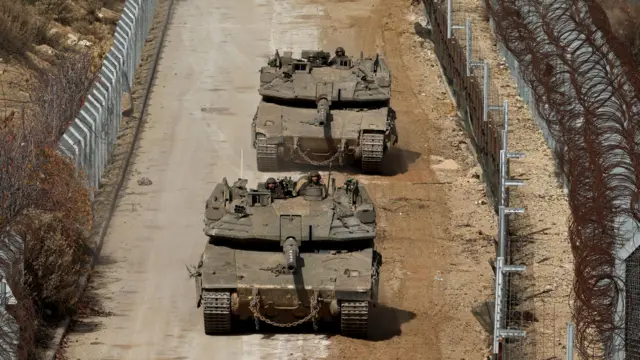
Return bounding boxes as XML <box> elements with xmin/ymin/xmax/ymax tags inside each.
<box><xmin>256</xmin><ymin>138</ymin><xmax>280</xmax><ymax>172</ymax></box>
<box><xmin>340</xmin><ymin>301</ymin><xmax>369</xmax><ymax>338</ymax></box>
<box><xmin>202</xmin><ymin>291</ymin><xmax>231</xmax><ymax>335</ymax></box>
<box><xmin>360</xmin><ymin>132</ymin><xmax>385</xmax><ymax>174</ymax></box>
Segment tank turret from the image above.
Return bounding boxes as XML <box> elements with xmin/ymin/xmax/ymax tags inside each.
<box><xmin>252</xmin><ymin>48</ymin><xmax>399</xmax><ymax>174</ymax></box>
<box><xmin>194</xmin><ymin>175</ymin><xmax>381</xmax><ymax>338</ymax></box>
<box><xmin>259</xmin><ymin>49</ymin><xmax>391</xmax><ymax>104</ymax></box>
<box><xmin>202</xmin><ymin>176</ymin><xmax>376</xmax><ymax>241</ymax></box>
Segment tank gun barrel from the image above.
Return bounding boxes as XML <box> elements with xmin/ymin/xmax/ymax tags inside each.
<box><xmin>283</xmin><ymin>237</ymin><xmax>299</xmax><ymax>271</ymax></box>
<box><xmin>313</xmin><ymin>98</ymin><xmax>330</xmax><ymax>126</ymax></box>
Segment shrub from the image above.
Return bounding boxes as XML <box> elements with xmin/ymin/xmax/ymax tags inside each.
<box><xmin>29</xmin><ymin>50</ymin><xmax>96</xmax><ymax>142</ymax></box>
<box><xmin>0</xmin><ymin>49</ymin><xmax>95</xmax><ymax>356</ymax></box>
<box><xmin>0</xmin><ymin>0</ymin><xmax>50</xmax><ymax>55</ymax></box>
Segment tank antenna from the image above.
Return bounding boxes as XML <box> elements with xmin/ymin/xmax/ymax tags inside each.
<box><xmin>327</xmin><ymin>163</ymin><xmax>332</xmax><ymax>196</ymax></box>
<box><xmin>240</xmin><ymin>148</ymin><xmax>244</xmax><ymax>179</ymax></box>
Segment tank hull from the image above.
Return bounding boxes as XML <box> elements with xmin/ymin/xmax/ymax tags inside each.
<box><xmin>195</xmin><ymin>243</ymin><xmax>380</xmax><ymax>338</ymax></box>
<box><xmin>252</xmin><ymin>100</ymin><xmax>398</xmax><ymax>173</ymax></box>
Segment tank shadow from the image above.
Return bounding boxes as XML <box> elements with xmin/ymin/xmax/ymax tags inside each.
<box><xmin>379</xmin><ymin>147</ymin><xmax>420</xmax><ymax>176</ymax></box>
<box><xmin>367</xmin><ymin>303</ymin><xmax>416</xmax><ymax>341</ymax></box>
<box><xmin>413</xmin><ymin>21</ymin><xmax>432</xmax><ymax>41</ymax></box>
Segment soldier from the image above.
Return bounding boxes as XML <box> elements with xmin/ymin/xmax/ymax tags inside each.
<box><xmin>268</xmin><ymin>50</ymin><xmax>281</xmax><ymax>67</ymax></box>
<box><xmin>309</xmin><ymin>171</ymin><xmax>322</xmax><ymax>185</ymax></box>
<box><xmin>266</xmin><ymin>177</ymin><xmax>290</xmax><ymax>199</ymax></box>
<box><xmin>328</xmin><ymin>46</ymin><xmax>347</xmax><ymax>66</ymax></box>
<box><xmin>296</xmin><ymin>172</ymin><xmax>323</xmax><ymax>196</ymax></box>
<box><xmin>265</xmin><ymin>177</ymin><xmax>278</xmax><ymax>192</ymax></box>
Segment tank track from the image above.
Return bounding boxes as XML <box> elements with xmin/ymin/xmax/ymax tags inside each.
<box><xmin>340</xmin><ymin>301</ymin><xmax>369</xmax><ymax>338</ymax></box>
<box><xmin>256</xmin><ymin>138</ymin><xmax>279</xmax><ymax>172</ymax></box>
<box><xmin>360</xmin><ymin>133</ymin><xmax>385</xmax><ymax>174</ymax></box>
<box><xmin>202</xmin><ymin>291</ymin><xmax>231</xmax><ymax>335</ymax></box>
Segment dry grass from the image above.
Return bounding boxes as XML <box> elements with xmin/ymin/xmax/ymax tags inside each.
<box><xmin>0</xmin><ymin>0</ymin><xmax>50</xmax><ymax>56</ymax></box>
<box><xmin>0</xmin><ymin>0</ymin><xmax>122</xmax><ymax>357</ymax></box>
<box><xmin>0</xmin><ymin>0</ymin><xmax>123</xmax><ymax>70</ymax></box>
<box><xmin>0</xmin><ymin>51</ymin><xmax>95</xmax><ymax>360</ymax></box>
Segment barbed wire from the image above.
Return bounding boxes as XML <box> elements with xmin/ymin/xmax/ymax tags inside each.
<box><xmin>485</xmin><ymin>0</ymin><xmax>640</xmax><ymax>357</ymax></box>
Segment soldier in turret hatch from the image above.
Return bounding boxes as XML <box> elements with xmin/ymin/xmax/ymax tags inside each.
<box><xmin>265</xmin><ymin>177</ymin><xmax>287</xmax><ymax>199</ymax></box>
<box><xmin>328</xmin><ymin>47</ymin><xmax>348</xmax><ymax>66</ymax></box>
<box><xmin>296</xmin><ymin>172</ymin><xmax>324</xmax><ymax>196</ymax></box>
<box><xmin>310</xmin><ymin>172</ymin><xmax>322</xmax><ymax>185</ymax></box>
<box><xmin>265</xmin><ymin>177</ymin><xmax>278</xmax><ymax>191</ymax></box>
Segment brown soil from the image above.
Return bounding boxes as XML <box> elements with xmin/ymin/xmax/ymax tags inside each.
<box><xmin>0</xmin><ymin>0</ymin><xmax>125</xmax><ymax>115</ymax></box>
<box><xmin>307</xmin><ymin>0</ymin><xmax>573</xmax><ymax>359</ymax></box>
<box><xmin>453</xmin><ymin>1</ymin><xmax>573</xmax><ymax>358</ymax></box>
<box><xmin>309</xmin><ymin>0</ymin><xmax>499</xmax><ymax>358</ymax></box>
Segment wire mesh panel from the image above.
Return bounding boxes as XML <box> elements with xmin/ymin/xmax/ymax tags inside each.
<box><xmin>57</xmin><ymin>0</ymin><xmax>158</xmax><ymax>192</ymax></box>
<box><xmin>626</xmin><ymin>247</ymin><xmax>640</xmax><ymax>359</ymax></box>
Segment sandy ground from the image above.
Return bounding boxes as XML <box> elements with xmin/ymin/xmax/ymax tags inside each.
<box><xmin>60</xmin><ymin>0</ymin><xmax>568</xmax><ymax>359</ymax></box>
<box><xmin>321</xmin><ymin>0</ymin><xmax>498</xmax><ymax>359</ymax></box>
<box><xmin>451</xmin><ymin>0</ymin><xmax>574</xmax><ymax>358</ymax></box>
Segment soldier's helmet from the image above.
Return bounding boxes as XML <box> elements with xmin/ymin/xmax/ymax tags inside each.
<box><xmin>335</xmin><ymin>46</ymin><xmax>345</xmax><ymax>57</ymax></box>
<box><xmin>265</xmin><ymin>177</ymin><xmax>277</xmax><ymax>189</ymax></box>
<box><xmin>310</xmin><ymin>172</ymin><xmax>321</xmax><ymax>183</ymax></box>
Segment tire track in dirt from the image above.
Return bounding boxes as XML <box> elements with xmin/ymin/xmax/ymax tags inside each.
<box><xmin>315</xmin><ymin>0</ymin><xmax>497</xmax><ymax>359</ymax></box>
<box><xmin>310</xmin><ymin>0</ymin><xmax>453</xmax><ymax>358</ymax></box>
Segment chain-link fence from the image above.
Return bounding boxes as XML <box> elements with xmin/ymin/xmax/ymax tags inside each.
<box><xmin>57</xmin><ymin>0</ymin><xmax>158</xmax><ymax>194</ymax></box>
<box><xmin>421</xmin><ymin>2</ymin><xmax>534</xmax><ymax>359</ymax></box>
<box><xmin>482</xmin><ymin>0</ymin><xmax>640</xmax><ymax>358</ymax></box>
<box><xmin>625</xmin><ymin>247</ymin><xmax>640</xmax><ymax>359</ymax></box>
<box><xmin>0</xmin><ymin>231</ymin><xmax>22</xmax><ymax>360</ymax></box>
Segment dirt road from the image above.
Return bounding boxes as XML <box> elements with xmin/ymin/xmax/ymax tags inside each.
<box><xmin>65</xmin><ymin>0</ymin><xmax>499</xmax><ymax>359</ymax></box>
<box><xmin>64</xmin><ymin>0</ymin><xmax>332</xmax><ymax>358</ymax></box>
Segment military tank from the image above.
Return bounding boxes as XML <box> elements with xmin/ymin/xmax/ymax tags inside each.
<box><xmin>193</xmin><ymin>174</ymin><xmax>382</xmax><ymax>338</ymax></box>
<box><xmin>251</xmin><ymin>47</ymin><xmax>398</xmax><ymax>174</ymax></box>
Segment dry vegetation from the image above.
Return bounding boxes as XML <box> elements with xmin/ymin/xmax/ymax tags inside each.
<box><xmin>1</xmin><ymin>52</ymin><xmax>95</xmax><ymax>358</ymax></box>
<box><xmin>0</xmin><ymin>0</ymin><xmax>124</xmax><ymax>358</ymax></box>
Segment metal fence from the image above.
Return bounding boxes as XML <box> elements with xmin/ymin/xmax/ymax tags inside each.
<box><xmin>0</xmin><ymin>0</ymin><xmax>157</xmax><ymax>355</ymax></box>
<box><xmin>422</xmin><ymin>0</ymin><xmax>503</xmax><ymax>207</ymax></box>
<box><xmin>625</xmin><ymin>248</ymin><xmax>640</xmax><ymax>359</ymax></box>
<box><xmin>421</xmin><ymin>1</ymin><xmax>532</xmax><ymax>358</ymax></box>
<box><xmin>0</xmin><ymin>231</ymin><xmax>23</xmax><ymax>360</ymax></box>
<box><xmin>57</xmin><ymin>0</ymin><xmax>158</xmax><ymax>193</ymax></box>
<box><xmin>480</xmin><ymin>0</ymin><xmax>640</xmax><ymax>358</ymax></box>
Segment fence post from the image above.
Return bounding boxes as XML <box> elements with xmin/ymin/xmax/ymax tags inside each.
<box><xmin>466</xmin><ymin>18</ymin><xmax>472</xmax><ymax>76</ymax></box>
<box><xmin>566</xmin><ymin>322</ymin><xmax>575</xmax><ymax>360</ymax></box>
<box><xmin>0</xmin><ymin>280</ymin><xmax>6</xmax><ymax>308</ymax></box>
<box><xmin>447</xmin><ymin>0</ymin><xmax>464</xmax><ymax>39</ymax></box>
<box><xmin>465</xmin><ymin>20</ymin><xmax>485</xmax><ymax>79</ymax></box>
<box><xmin>492</xmin><ymin>100</ymin><xmax>527</xmax><ymax>357</ymax></box>
<box><xmin>447</xmin><ymin>0</ymin><xmax>453</xmax><ymax>39</ymax></box>
<box><xmin>483</xmin><ymin>61</ymin><xmax>489</xmax><ymax>122</ymax></box>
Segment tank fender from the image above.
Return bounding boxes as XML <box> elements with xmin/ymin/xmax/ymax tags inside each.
<box><xmin>359</xmin><ymin>122</ymin><xmax>386</xmax><ymax>134</ymax></box>
<box><xmin>254</xmin><ymin>132</ymin><xmax>284</xmax><ymax>147</ymax></box>
<box><xmin>265</xmin><ymin>135</ymin><xmax>284</xmax><ymax>145</ymax></box>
